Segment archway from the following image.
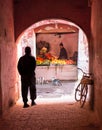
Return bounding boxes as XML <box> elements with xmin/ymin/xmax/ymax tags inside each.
<box><xmin>16</xmin><ymin>19</ymin><xmax>89</xmax><ymax>104</ymax></box>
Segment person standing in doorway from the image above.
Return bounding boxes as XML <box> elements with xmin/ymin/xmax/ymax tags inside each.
<box><xmin>17</xmin><ymin>46</ymin><xmax>36</xmax><ymax>108</ymax></box>
<box><xmin>58</xmin><ymin>42</ymin><xmax>68</xmax><ymax>59</ymax></box>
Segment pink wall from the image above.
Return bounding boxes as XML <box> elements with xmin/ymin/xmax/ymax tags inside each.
<box><xmin>0</xmin><ymin>0</ymin><xmax>18</xmax><ymax>113</ymax></box>
<box><xmin>1</xmin><ymin>44</ymin><xmax>18</xmax><ymax>111</ymax></box>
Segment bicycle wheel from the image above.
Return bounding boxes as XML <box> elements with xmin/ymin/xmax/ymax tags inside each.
<box><xmin>75</xmin><ymin>83</ymin><xmax>82</xmax><ymax>101</ymax></box>
<box><xmin>80</xmin><ymin>84</ymin><xmax>88</xmax><ymax>108</ymax></box>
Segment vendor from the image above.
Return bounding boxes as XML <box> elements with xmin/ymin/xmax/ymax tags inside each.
<box><xmin>71</xmin><ymin>51</ymin><xmax>78</xmax><ymax>64</ymax></box>
<box><xmin>58</xmin><ymin>43</ymin><xmax>68</xmax><ymax>59</ymax></box>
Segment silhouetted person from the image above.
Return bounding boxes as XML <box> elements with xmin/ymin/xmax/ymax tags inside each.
<box><xmin>17</xmin><ymin>46</ymin><xmax>36</xmax><ymax>108</ymax></box>
<box><xmin>58</xmin><ymin>43</ymin><xmax>68</xmax><ymax>59</ymax></box>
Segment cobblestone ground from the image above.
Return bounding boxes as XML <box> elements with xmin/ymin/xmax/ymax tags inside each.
<box><xmin>0</xmin><ymin>81</ymin><xmax>101</xmax><ymax>130</ymax></box>
<box><xmin>0</xmin><ymin>101</ymin><xmax>100</xmax><ymax>130</ymax></box>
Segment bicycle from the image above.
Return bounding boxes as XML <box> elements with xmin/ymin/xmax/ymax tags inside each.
<box><xmin>75</xmin><ymin>68</ymin><xmax>94</xmax><ymax>108</ymax></box>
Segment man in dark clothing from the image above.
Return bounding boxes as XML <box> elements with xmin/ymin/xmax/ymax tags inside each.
<box><xmin>17</xmin><ymin>46</ymin><xmax>36</xmax><ymax>108</ymax></box>
<box><xmin>58</xmin><ymin>43</ymin><xmax>68</xmax><ymax>59</ymax></box>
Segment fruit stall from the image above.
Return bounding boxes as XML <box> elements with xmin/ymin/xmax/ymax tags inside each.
<box><xmin>36</xmin><ymin>40</ymin><xmax>78</xmax><ymax>81</ymax></box>
<box><xmin>36</xmin><ymin>54</ymin><xmax>78</xmax><ymax>81</ymax></box>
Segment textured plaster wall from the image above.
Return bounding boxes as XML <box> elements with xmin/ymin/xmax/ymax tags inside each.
<box><xmin>1</xmin><ymin>44</ymin><xmax>18</xmax><ymax>111</ymax></box>
<box><xmin>0</xmin><ymin>0</ymin><xmax>18</xmax><ymax>113</ymax></box>
<box><xmin>36</xmin><ymin>33</ymin><xmax>78</xmax><ymax>58</ymax></box>
<box><xmin>14</xmin><ymin>0</ymin><xmax>91</xmax><ymax>40</ymax></box>
<box><xmin>91</xmin><ymin>0</ymin><xmax>102</xmax><ymax>125</ymax></box>
<box><xmin>0</xmin><ymin>44</ymin><xmax>2</xmax><ymax>114</ymax></box>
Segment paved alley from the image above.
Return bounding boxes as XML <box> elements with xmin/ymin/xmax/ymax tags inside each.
<box><xmin>0</xmin><ymin>81</ymin><xmax>100</xmax><ymax>130</ymax></box>
<box><xmin>0</xmin><ymin>100</ymin><xmax>100</xmax><ymax>130</ymax></box>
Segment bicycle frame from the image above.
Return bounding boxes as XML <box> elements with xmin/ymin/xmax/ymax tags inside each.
<box><xmin>75</xmin><ymin>68</ymin><xmax>94</xmax><ymax>108</ymax></box>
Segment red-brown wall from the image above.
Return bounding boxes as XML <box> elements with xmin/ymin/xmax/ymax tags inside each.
<box><xmin>91</xmin><ymin>0</ymin><xmax>102</xmax><ymax>126</ymax></box>
<box><xmin>14</xmin><ymin>0</ymin><xmax>91</xmax><ymax>40</ymax></box>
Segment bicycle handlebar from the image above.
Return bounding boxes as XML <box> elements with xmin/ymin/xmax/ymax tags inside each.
<box><xmin>77</xmin><ymin>68</ymin><xmax>93</xmax><ymax>76</ymax></box>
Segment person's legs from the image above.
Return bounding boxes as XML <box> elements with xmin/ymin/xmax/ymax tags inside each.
<box><xmin>21</xmin><ymin>80</ymin><xmax>29</xmax><ymax>108</ymax></box>
<box><xmin>30</xmin><ymin>85</ymin><xmax>36</xmax><ymax>106</ymax></box>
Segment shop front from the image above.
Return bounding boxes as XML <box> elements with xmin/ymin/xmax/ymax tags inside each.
<box><xmin>36</xmin><ymin>32</ymin><xmax>78</xmax><ymax>81</ymax></box>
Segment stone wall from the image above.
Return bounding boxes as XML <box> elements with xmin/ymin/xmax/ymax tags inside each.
<box><xmin>91</xmin><ymin>0</ymin><xmax>102</xmax><ymax>126</ymax></box>
<box><xmin>0</xmin><ymin>0</ymin><xmax>19</xmax><ymax>113</ymax></box>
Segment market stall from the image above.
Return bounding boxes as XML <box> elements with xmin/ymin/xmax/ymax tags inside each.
<box><xmin>36</xmin><ymin>64</ymin><xmax>78</xmax><ymax>81</ymax></box>
<box><xmin>36</xmin><ymin>54</ymin><xmax>78</xmax><ymax>81</ymax></box>
<box><xmin>19</xmin><ymin>32</ymin><xmax>78</xmax><ymax>82</ymax></box>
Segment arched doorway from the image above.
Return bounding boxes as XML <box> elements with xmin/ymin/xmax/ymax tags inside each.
<box><xmin>16</xmin><ymin>19</ymin><xmax>89</xmax><ymax>104</ymax></box>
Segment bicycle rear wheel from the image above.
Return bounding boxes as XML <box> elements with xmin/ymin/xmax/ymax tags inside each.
<box><xmin>75</xmin><ymin>83</ymin><xmax>82</xmax><ymax>101</ymax></box>
<box><xmin>80</xmin><ymin>84</ymin><xmax>88</xmax><ymax>108</ymax></box>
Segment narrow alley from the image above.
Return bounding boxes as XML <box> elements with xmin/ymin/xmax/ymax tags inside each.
<box><xmin>0</xmin><ymin>0</ymin><xmax>102</xmax><ymax>130</ymax></box>
<box><xmin>0</xmin><ymin>81</ymin><xmax>100</xmax><ymax>130</ymax></box>
<box><xmin>0</xmin><ymin>101</ymin><xmax>100</xmax><ymax>130</ymax></box>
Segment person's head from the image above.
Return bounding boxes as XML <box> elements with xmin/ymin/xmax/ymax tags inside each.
<box><xmin>59</xmin><ymin>43</ymin><xmax>63</xmax><ymax>48</ymax></box>
<box><xmin>25</xmin><ymin>46</ymin><xmax>31</xmax><ymax>55</ymax></box>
